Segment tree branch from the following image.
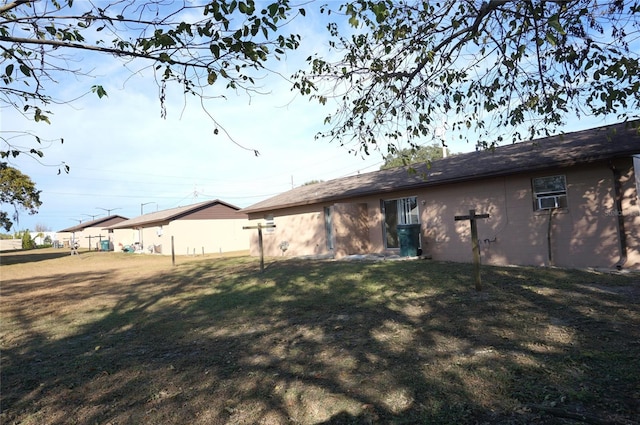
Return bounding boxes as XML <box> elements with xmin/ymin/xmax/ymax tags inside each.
<box><xmin>528</xmin><ymin>0</ymin><xmax>550</xmax><ymax>109</ymax></box>
<box><xmin>0</xmin><ymin>0</ymin><xmax>30</xmax><ymax>15</ymax></box>
<box><xmin>0</xmin><ymin>35</ymin><xmax>208</xmax><ymax>70</ymax></box>
<box><xmin>397</xmin><ymin>0</ymin><xmax>508</xmax><ymax>94</ymax></box>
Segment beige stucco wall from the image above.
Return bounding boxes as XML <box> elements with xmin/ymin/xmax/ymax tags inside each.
<box><xmin>413</xmin><ymin>160</ymin><xmax>638</xmax><ymax>269</ymax></box>
<box><xmin>333</xmin><ymin>202</ymin><xmax>370</xmax><ymax>258</ymax></box>
<box><xmin>249</xmin><ymin>159</ymin><xmax>639</xmax><ymax>270</ymax></box>
<box><xmin>619</xmin><ymin>158</ymin><xmax>640</xmax><ymax>268</ymax></box>
<box><xmin>58</xmin><ymin>227</ymin><xmax>112</xmax><ymax>250</ymax></box>
<box><xmin>0</xmin><ymin>239</ymin><xmax>23</xmax><ymax>250</ymax></box>
<box><xmin>248</xmin><ymin>205</ymin><xmax>332</xmax><ymax>258</ymax></box>
<box><xmin>110</xmin><ymin>228</ymin><xmax>140</xmax><ymax>251</ymax></box>
<box><xmin>110</xmin><ymin>218</ymin><xmax>250</xmax><ymax>255</ymax></box>
<box><xmin>162</xmin><ymin>218</ymin><xmax>249</xmax><ymax>255</ymax></box>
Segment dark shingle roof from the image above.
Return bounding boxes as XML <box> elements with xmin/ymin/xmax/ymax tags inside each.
<box><xmin>105</xmin><ymin>199</ymin><xmax>241</xmax><ymax>230</ymax></box>
<box><xmin>59</xmin><ymin>215</ymin><xmax>128</xmax><ymax>233</ymax></box>
<box><xmin>243</xmin><ymin>121</ymin><xmax>640</xmax><ymax>214</ymax></box>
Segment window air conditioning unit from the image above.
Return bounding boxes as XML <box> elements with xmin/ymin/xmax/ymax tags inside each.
<box><xmin>537</xmin><ymin>195</ymin><xmax>560</xmax><ymax>210</ymax></box>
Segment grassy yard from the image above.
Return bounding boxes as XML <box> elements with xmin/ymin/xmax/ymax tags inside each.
<box><xmin>1</xmin><ymin>248</ymin><xmax>639</xmax><ymax>424</ymax></box>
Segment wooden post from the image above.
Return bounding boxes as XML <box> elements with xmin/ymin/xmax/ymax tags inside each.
<box><xmin>70</xmin><ymin>233</ymin><xmax>78</xmax><ymax>255</ymax></box>
<box><xmin>454</xmin><ymin>209</ymin><xmax>490</xmax><ymax>291</ymax></box>
<box><xmin>171</xmin><ymin>236</ymin><xmax>175</xmax><ymax>266</ymax></box>
<box><xmin>243</xmin><ymin>222</ymin><xmax>276</xmax><ymax>273</ymax></box>
<box><xmin>258</xmin><ymin>224</ymin><xmax>264</xmax><ymax>272</ymax></box>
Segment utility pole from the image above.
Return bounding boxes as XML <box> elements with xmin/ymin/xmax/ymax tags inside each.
<box><xmin>97</xmin><ymin>207</ymin><xmax>121</xmax><ymax>216</ymax></box>
<box><xmin>141</xmin><ymin>202</ymin><xmax>157</xmax><ymax>215</ymax></box>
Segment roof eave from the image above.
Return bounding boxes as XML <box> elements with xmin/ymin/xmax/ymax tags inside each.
<box><xmin>243</xmin><ymin>152</ymin><xmax>637</xmax><ymax>214</ymax></box>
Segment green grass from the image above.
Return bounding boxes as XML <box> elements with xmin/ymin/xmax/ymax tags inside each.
<box><xmin>1</xmin><ymin>253</ymin><xmax>639</xmax><ymax>424</ymax></box>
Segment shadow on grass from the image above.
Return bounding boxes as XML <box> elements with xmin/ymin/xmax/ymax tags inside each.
<box><xmin>1</xmin><ymin>257</ymin><xmax>639</xmax><ymax>424</ymax></box>
<box><xmin>0</xmin><ymin>248</ymin><xmax>78</xmax><ymax>265</ymax></box>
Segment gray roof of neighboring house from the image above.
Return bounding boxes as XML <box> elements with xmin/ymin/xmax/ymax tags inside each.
<box><xmin>104</xmin><ymin>199</ymin><xmax>243</xmax><ymax>230</ymax></box>
<box><xmin>243</xmin><ymin>121</ymin><xmax>640</xmax><ymax>214</ymax></box>
<box><xmin>59</xmin><ymin>215</ymin><xmax>129</xmax><ymax>233</ymax></box>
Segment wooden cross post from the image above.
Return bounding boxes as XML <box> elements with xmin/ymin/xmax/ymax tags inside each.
<box><xmin>243</xmin><ymin>222</ymin><xmax>276</xmax><ymax>273</ymax></box>
<box><xmin>454</xmin><ymin>209</ymin><xmax>490</xmax><ymax>291</ymax></box>
<box><xmin>70</xmin><ymin>233</ymin><xmax>79</xmax><ymax>256</ymax></box>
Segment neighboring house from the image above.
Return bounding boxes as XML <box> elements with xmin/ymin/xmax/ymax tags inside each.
<box><xmin>58</xmin><ymin>215</ymin><xmax>129</xmax><ymax>250</ymax></box>
<box><xmin>242</xmin><ymin>121</ymin><xmax>640</xmax><ymax>270</ymax></box>
<box><xmin>104</xmin><ymin>199</ymin><xmax>249</xmax><ymax>255</ymax></box>
<box><xmin>30</xmin><ymin>231</ymin><xmax>57</xmax><ymax>246</ymax></box>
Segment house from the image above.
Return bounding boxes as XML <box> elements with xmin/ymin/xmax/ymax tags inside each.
<box><xmin>58</xmin><ymin>215</ymin><xmax>129</xmax><ymax>250</ymax></box>
<box><xmin>30</xmin><ymin>231</ymin><xmax>57</xmax><ymax>246</ymax></box>
<box><xmin>242</xmin><ymin>121</ymin><xmax>640</xmax><ymax>270</ymax></box>
<box><xmin>104</xmin><ymin>199</ymin><xmax>249</xmax><ymax>255</ymax></box>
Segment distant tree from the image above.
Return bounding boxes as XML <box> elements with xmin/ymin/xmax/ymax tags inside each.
<box><xmin>302</xmin><ymin>179</ymin><xmax>325</xmax><ymax>186</ymax></box>
<box><xmin>381</xmin><ymin>143</ymin><xmax>451</xmax><ymax>169</ymax></box>
<box><xmin>34</xmin><ymin>223</ymin><xmax>51</xmax><ymax>232</ymax></box>
<box><xmin>0</xmin><ymin>163</ymin><xmax>42</xmax><ymax>231</ymax></box>
<box><xmin>1</xmin><ymin>0</ymin><xmax>305</xmax><ymax>166</ymax></box>
<box><xmin>294</xmin><ymin>1</ymin><xmax>640</xmax><ymax>156</ymax></box>
<box><xmin>21</xmin><ymin>229</ymin><xmax>35</xmax><ymax>250</ymax></box>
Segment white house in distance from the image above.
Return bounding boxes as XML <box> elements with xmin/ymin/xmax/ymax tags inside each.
<box><xmin>31</xmin><ymin>231</ymin><xmax>57</xmax><ymax>246</ymax></box>
<box><xmin>104</xmin><ymin>199</ymin><xmax>250</xmax><ymax>255</ymax></box>
<box><xmin>58</xmin><ymin>215</ymin><xmax>129</xmax><ymax>250</ymax></box>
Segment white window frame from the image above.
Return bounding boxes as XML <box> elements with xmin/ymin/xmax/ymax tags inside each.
<box><xmin>532</xmin><ymin>175</ymin><xmax>568</xmax><ymax>211</ymax></box>
<box><xmin>398</xmin><ymin>197</ymin><xmax>420</xmax><ymax>224</ymax></box>
<box><xmin>382</xmin><ymin>196</ymin><xmax>419</xmax><ymax>249</ymax></box>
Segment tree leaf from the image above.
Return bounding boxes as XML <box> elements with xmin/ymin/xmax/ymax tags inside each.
<box><xmin>91</xmin><ymin>85</ymin><xmax>108</xmax><ymax>98</ymax></box>
<box><xmin>19</xmin><ymin>64</ymin><xmax>31</xmax><ymax>77</ymax></box>
<box><xmin>548</xmin><ymin>18</ymin><xmax>565</xmax><ymax>35</ymax></box>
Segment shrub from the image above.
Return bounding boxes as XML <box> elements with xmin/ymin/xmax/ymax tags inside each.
<box><xmin>21</xmin><ymin>230</ymin><xmax>35</xmax><ymax>250</ymax></box>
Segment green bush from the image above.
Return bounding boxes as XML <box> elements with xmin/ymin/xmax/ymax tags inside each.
<box><xmin>21</xmin><ymin>230</ymin><xmax>35</xmax><ymax>250</ymax></box>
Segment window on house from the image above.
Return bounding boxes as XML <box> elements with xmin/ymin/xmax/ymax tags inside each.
<box><xmin>383</xmin><ymin>197</ymin><xmax>419</xmax><ymax>248</ymax></box>
<box><xmin>265</xmin><ymin>214</ymin><xmax>275</xmax><ymax>233</ymax></box>
<box><xmin>532</xmin><ymin>175</ymin><xmax>568</xmax><ymax>211</ymax></box>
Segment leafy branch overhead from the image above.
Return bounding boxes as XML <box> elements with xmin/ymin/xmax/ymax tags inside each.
<box><xmin>0</xmin><ymin>0</ymin><xmax>305</xmax><ymax>158</ymax></box>
<box><xmin>380</xmin><ymin>143</ymin><xmax>451</xmax><ymax>170</ymax></box>
<box><xmin>0</xmin><ymin>162</ymin><xmax>42</xmax><ymax>231</ymax></box>
<box><xmin>293</xmin><ymin>0</ymin><xmax>640</xmax><ymax>154</ymax></box>
<box><xmin>2</xmin><ymin>0</ymin><xmax>638</xmax><ymax>165</ymax></box>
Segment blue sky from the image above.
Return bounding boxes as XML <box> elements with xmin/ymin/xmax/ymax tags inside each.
<box><xmin>1</xmin><ymin>1</ymin><xmax>624</xmax><ymax>233</ymax></box>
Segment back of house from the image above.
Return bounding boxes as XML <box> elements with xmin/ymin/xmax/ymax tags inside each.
<box><xmin>243</xmin><ymin>122</ymin><xmax>640</xmax><ymax>271</ymax></box>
